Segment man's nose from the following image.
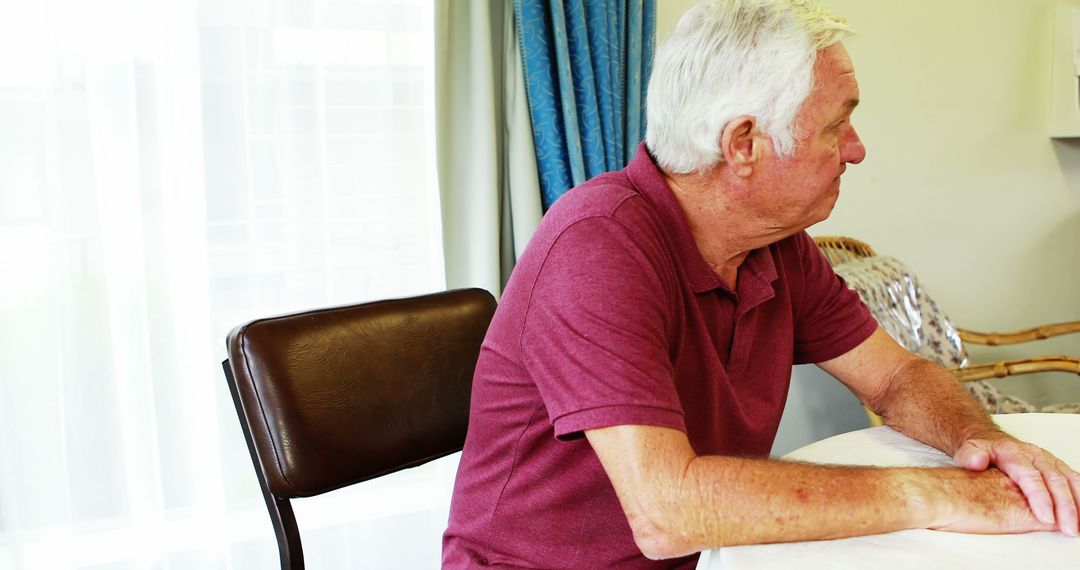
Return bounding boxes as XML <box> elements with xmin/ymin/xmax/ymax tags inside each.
<box><xmin>843</xmin><ymin>126</ymin><xmax>866</xmax><ymax>165</ymax></box>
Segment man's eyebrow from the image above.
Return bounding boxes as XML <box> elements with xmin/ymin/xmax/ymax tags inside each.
<box><xmin>831</xmin><ymin>98</ymin><xmax>859</xmax><ymax>124</ymax></box>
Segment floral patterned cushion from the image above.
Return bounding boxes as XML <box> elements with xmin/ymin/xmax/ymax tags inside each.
<box><xmin>832</xmin><ymin>256</ymin><xmax>968</xmax><ymax>366</ymax></box>
<box><xmin>964</xmin><ymin>381</ymin><xmax>1037</xmax><ymax>414</ymax></box>
<box><xmin>1042</xmin><ymin>402</ymin><xmax>1080</xmax><ymax>413</ymax></box>
<box><xmin>830</xmin><ymin>256</ymin><xmax>1027</xmax><ymax>414</ymax></box>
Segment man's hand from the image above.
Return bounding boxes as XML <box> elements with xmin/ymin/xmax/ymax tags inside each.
<box><xmin>924</xmin><ymin>467</ymin><xmax>1056</xmax><ymax>535</ymax></box>
<box><xmin>953</xmin><ymin>434</ymin><xmax>1080</xmax><ymax>536</ymax></box>
<box><xmin>819</xmin><ymin>329</ymin><xmax>1080</xmax><ymax>537</ymax></box>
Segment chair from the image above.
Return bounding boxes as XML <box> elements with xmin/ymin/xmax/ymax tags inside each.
<box><xmin>813</xmin><ymin>236</ymin><xmax>1080</xmax><ymax>426</ymax></box>
<box><xmin>221</xmin><ymin>288</ymin><xmax>497</xmax><ymax>569</ymax></box>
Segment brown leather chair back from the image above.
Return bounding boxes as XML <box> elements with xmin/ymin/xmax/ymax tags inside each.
<box><xmin>222</xmin><ymin>288</ymin><xmax>496</xmax><ymax>569</ymax></box>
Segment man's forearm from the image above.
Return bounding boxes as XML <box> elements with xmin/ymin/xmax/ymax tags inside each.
<box><xmin>587</xmin><ymin>424</ymin><xmax>1048</xmax><ymax>560</ymax></box>
<box><xmin>872</xmin><ymin>358</ymin><xmax>1004</xmax><ymax>454</ymax></box>
<box><xmin>663</xmin><ymin>456</ymin><xmax>929</xmax><ymax>551</ymax></box>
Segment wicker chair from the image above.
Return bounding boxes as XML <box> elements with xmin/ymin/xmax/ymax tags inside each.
<box><xmin>813</xmin><ymin>236</ymin><xmax>1080</xmax><ymax>426</ymax></box>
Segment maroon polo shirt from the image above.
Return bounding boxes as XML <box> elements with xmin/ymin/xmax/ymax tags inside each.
<box><xmin>443</xmin><ymin>143</ymin><xmax>876</xmax><ymax>569</ymax></box>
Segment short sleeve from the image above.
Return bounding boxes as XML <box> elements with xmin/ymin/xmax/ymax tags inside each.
<box><xmin>791</xmin><ymin>233</ymin><xmax>878</xmax><ymax>364</ymax></box>
<box><xmin>520</xmin><ymin>217</ymin><xmax>686</xmax><ymax>440</ymax></box>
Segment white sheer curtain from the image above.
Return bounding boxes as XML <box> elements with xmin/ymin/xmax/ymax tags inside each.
<box><xmin>0</xmin><ymin>0</ymin><xmax>452</xmax><ymax>568</ymax></box>
<box><xmin>436</xmin><ymin>0</ymin><xmax>542</xmax><ymax>296</ymax></box>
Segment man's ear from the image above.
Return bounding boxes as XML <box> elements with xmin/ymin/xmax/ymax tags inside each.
<box><xmin>719</xmin><ymin>116</ymin><xmax>759</xmax><ymax>178</ymax></box>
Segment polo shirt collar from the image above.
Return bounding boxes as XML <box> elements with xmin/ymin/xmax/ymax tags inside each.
<box><xmin>624</xmin><ymin>142</ymin><xmax>778</xmax><ymax>299</ymax></box>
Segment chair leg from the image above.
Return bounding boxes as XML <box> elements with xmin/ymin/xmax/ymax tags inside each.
<box><xmin>222</xmin><ymin>360</ymin><xmax>306</xmax><ymax>570</ymax></box>
<box><xmin>262</xmin><ymin>485</ymin><xmax>304</xmax><ymax>570</ymax></box>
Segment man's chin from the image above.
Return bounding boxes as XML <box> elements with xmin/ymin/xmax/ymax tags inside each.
<box><xmin>824</xmin><ymin>188</ymin><xmax>840</xmax><ymax>210</ymax></box>
<box><xmin>808</xmin><ymin>205</ymin><xmax>838</xmax><ymax>229</ymax></box>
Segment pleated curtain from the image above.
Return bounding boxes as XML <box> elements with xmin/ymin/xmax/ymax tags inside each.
<box><xmin>515</xmin><ymin>0</ymin><xmax>656</xmax><ymax>209</ymax></box>
<box><xmin>436</xmin><ymin>0</ymin><xmax>543</xmax><ymax>297</ymax></box>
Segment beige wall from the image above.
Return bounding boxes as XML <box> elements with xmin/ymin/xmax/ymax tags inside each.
<box><xmin>658</xmin><ymin>1</ymin><xmax>1080</xmax><ymax>405</ymax></box>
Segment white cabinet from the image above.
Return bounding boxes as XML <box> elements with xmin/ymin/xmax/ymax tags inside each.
<box><xmin>1050</xmin><ymin>5</ymin><xmax>1080</xmax><ymax>137</ymax></box>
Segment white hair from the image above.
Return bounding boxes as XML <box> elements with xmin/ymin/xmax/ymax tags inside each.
<box><xmin>645</xmin><ymin>0</ymin><xmax>852</xmax><ymax>173</ymax></box>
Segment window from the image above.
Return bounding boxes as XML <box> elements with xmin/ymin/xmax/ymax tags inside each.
<box><xmin>0</xmin><ymin>0</ymin><xmax>447</xmax><ymax>566</ymax></box>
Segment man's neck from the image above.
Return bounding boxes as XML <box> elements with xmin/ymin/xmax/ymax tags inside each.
<box><xmin>662</xmin><ymin>168</ymin><xmax>794</xmax><ymax>287</ymax></box>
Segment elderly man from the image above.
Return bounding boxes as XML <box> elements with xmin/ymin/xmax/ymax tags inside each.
<box><xmin>442</xmin><ymin>0</ymin><xmax>1080</xmax><ymax>568</ymax></box>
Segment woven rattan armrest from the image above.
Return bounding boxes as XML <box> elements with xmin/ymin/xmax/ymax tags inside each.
<box><xmin>947</xmin><ymin>356</ymin><xmax>1080</xmax><ymax>382</ymax></box>
<box><xmin>862</xmin><ymin>357</ymin><xmax>1080</xmax><ymax>427</ymax></box>
<box><xmin>957</xmin><ymin>321</ymin><xmax>1080</xmax><ymax>346</ymax></box>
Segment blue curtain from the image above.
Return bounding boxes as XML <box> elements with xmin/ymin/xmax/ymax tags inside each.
<box><xmin>515</xmin><ymin>0</ymin><xmax>656</xmax><ymax>210</ymax></box>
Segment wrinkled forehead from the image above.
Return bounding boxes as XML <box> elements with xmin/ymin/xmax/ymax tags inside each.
<box><xmin>797</xmin><ymin>44</ymin><xmax>859</xmax><ymax>126</ymax></box>
<box><xmin>817</xmin><ymin>44</ymin><xmax>856</xmax><ymax>82</ymax></box>
<box><xmin>810</xmin><ymin>44</ymin><xmax>859</xmax><ymax>105</ymax></box>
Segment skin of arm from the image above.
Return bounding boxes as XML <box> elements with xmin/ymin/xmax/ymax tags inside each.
<box><xmin>586</xmin><ymin>424</ymin><xmax>1050</xmax><ymax>560</ymax></box>
<box><xmin>820</xmin><ymin>327</ymin><xmax>1080</xmax><ymax>536</ymax></box>
<box><xmin>585</xmin><ymin>327</ymin><xmax>1078</xmax><ymax>560</ymax></box>
<box><xmin>817</xmin><ymin>327</ymin><xmax>997</xmax><ymax>456</ymax></box>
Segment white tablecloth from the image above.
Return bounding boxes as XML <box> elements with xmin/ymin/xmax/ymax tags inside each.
<box><xmin>697</xmin><ymin>413</ymin><xmax>1080</xmax><ymax>569</ymax></box>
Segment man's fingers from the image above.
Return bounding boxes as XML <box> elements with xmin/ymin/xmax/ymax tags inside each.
<box><xmin>997</xmin><ymin>455</ymin><xmax>1056</xmax><ymax>525</ymax></box>
<box><xmin>1069</xmin><ymin>469</ymin><xmax>1080</xmax><ymax>536</ymax></box>
<box><xmin>958</xmin><ymin>436</ymin><xmax>1080</xmax><ymax>536</ymax></box>
<box><xmin>953</xmin><ymin>441</ymin><xmax>991</xmax><ymax>471</ymax></box>
<box><xmin>1048</xmin><ymin>459</ymin><xmax>1080</xmax><ymax>537</ymax></box>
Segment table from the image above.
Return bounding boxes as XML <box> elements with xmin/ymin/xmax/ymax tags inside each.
<box><xmin>696</xmin><ymin>413</ymin><xmax>1080</xmax><ymax>569</ymax></box>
